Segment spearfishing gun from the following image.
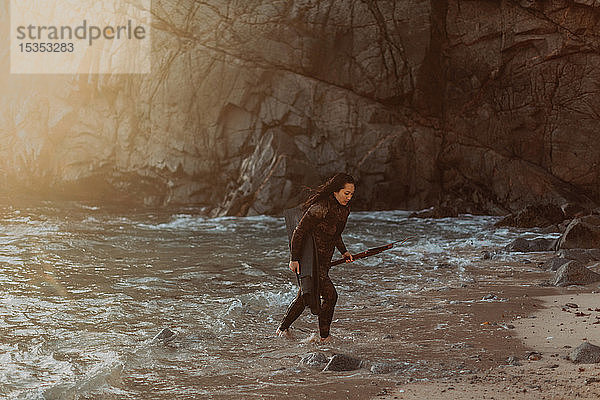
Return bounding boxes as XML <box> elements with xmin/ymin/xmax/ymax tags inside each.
<box><xmin>330</xmin><ymin>237</ymin><xmax>413</xmax><ymax>266</ymax></box>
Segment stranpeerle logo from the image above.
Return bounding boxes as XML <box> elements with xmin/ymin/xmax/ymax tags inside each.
<box><xmin>16</xmin><ymin>19</ymin><xmax>147</xmax><ymax>47</ymax></box>
<box><xmin>11</xmin><ymin>0</ymin><xmax>151</xmax><ymax>74</ymax></box>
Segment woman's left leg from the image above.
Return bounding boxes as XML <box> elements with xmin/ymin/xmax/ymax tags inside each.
<box><xmin>317</xmin><ymin>273</ymin><xmax>338</xmax><ymax>338</ymax></box>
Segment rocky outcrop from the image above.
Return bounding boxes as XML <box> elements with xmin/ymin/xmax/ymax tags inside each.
<box><xmin>1</xmin><ymin>1</ymin><xmax>600</xmax><ymax>214</ymax></box>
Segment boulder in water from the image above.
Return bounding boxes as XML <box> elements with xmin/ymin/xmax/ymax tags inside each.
<box><xmin>322</xmin><ymin>354</ymin><xmax>363</xmax><ymax>372</ymax></box>
<box><xmin>152</xmin><ymin>327</ymin><xmax>177</xmax><ymax>344</ymax></box>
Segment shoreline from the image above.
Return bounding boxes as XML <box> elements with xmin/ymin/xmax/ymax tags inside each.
<box><xmin>377</xmin><ymin>283</ymin><xmax>600</xmax><ymax>399</ymax></box>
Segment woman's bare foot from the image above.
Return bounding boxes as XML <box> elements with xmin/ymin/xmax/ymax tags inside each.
<box><xmin>304</xmin><ymin>333</ymin><xmax>333</xmax><ymax>344</ymax></box>
<box><xmin>276</xmin><ymin>328</ymin><xmax>293</xmax><ymax>339</ymax></box>
<box><xmin>319</xmin><ymin>335</ymin><xmax>332</xmax><ymax>344</ymax></box>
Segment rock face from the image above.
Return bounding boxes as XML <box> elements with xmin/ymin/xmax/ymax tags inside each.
<box><xmin>553</xmin><ymin>261</ymin><xmax>600</xmax><ymax>287</ymax></box>
<box><xmin>1</xmin><ymin>1</ymin><xmax>600</xmax><ymax>214</ymax></box>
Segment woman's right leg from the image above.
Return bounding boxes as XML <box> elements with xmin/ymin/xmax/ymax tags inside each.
<box><xmin>278</xmin><ymin>289</ymin><xmax>305</xmax><ymax>331</ymax></box>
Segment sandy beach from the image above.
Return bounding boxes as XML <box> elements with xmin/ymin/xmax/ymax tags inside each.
<box><xmin>378</xmin><ymin>285</ymin><xmax>600</xmax><ymax>399</ymax></box>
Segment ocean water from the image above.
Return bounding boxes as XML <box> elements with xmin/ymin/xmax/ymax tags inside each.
<box><xmin>0</xmin><ymin>202</ymin><xmax>559</xmax><ymax>399</ymax></box>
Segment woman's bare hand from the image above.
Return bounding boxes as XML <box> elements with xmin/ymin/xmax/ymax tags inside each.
<box><xmin>289</xmin><ymin>260</ymin><xmax>300</xmax><ymax>274</ymax></box>
<box><xmin>342</xmin><ymin>251</ymin><xmax>354</xmax><ymax>263</ymax></box>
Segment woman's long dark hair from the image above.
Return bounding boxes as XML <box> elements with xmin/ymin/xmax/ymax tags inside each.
<box><xmin>302</xmin><ymin>173</ymin><xmax>355</xmax><ymax>211</ymax></box>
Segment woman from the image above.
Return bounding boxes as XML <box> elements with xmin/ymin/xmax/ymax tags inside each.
<box><xmin>276</xmin><ymin>173</ymin><xmax>355</xmax><ymax>343</ymax></box>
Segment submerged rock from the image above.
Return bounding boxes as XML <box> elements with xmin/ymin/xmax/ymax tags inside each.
<box><xmin>322</xmin><ymin>354</ymin><xmax>363</xmax><ymax>372</ymax></box>
<box><xmin>152</xmin><ymin>327</ymin><xmax>177</xmax><ymax>344</ymax></box>
<box><xmin>299</xmin><ymin>352</ymin><xmax>329</xmax><ymax>369</ymax></box>
<box><xmin>569</xmin><ymin>342</ymin><xmax>600</xmax><ymax>364</ymax></box>
<box><xmin>553</xmin><ymin>261</ymin><xmax>600</xmax><ymax>287</ymax></box>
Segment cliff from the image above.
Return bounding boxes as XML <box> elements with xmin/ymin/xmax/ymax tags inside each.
<box><xmin>2</xmin><ymin>0</ymin><xmax>599</xmax><ymax>215</ymax></box>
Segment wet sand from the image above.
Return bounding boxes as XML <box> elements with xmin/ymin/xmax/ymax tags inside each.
<box><xmin>377</xmin><ymin>266</ymin><xmax>600</xmax><ymax>399</ymax></box>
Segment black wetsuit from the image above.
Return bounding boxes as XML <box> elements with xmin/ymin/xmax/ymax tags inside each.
<box><xmin>278</xmin><ymin>195</ymin><xmax>350</xmax><ymax>338</ymax></box>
